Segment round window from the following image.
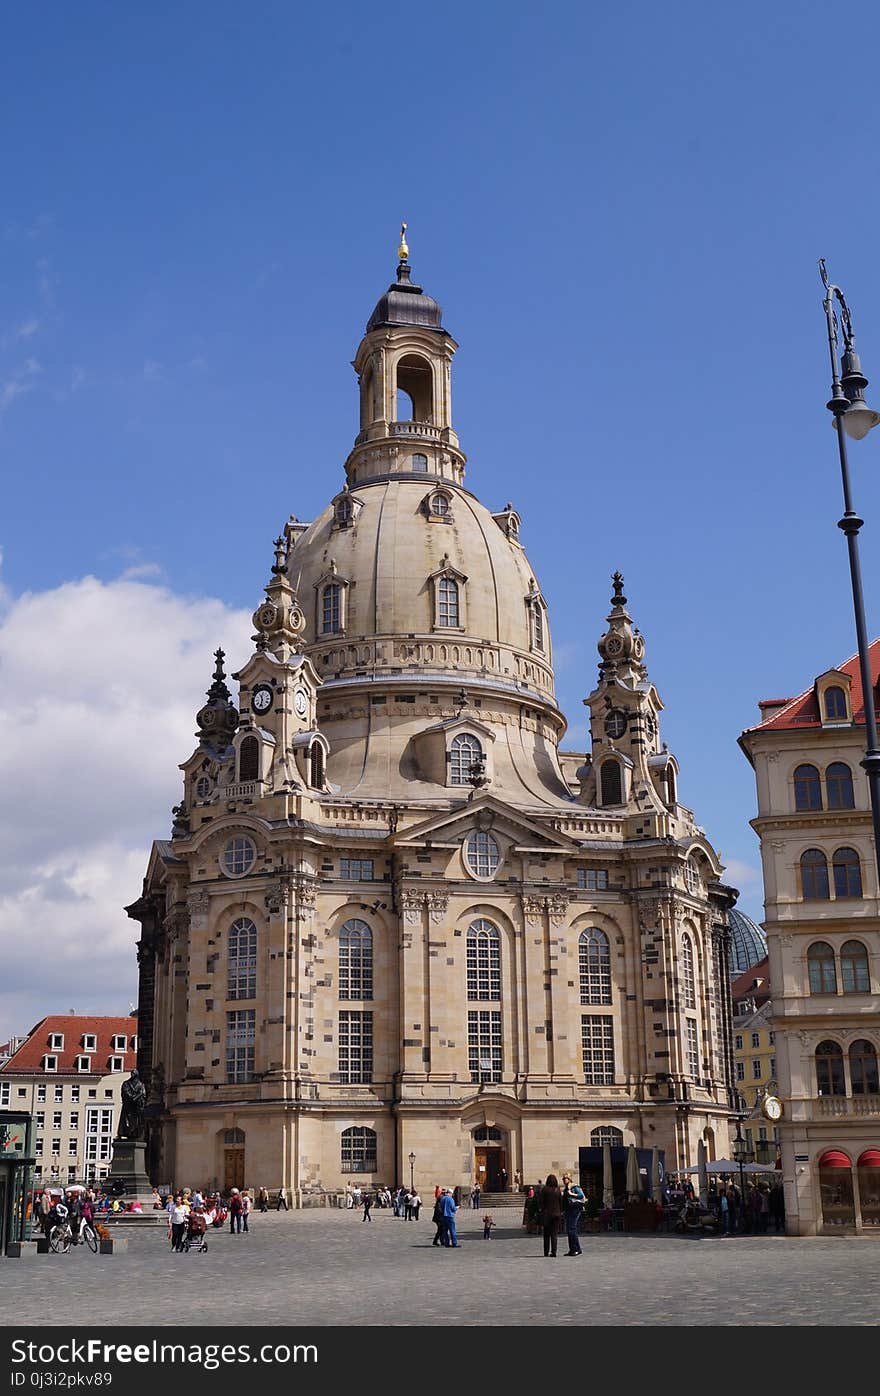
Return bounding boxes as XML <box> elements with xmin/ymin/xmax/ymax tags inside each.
<box><xmin>195</xmin><ymin>777</ymin><xmax>212</xmax><ymax>799</ymax></box>
<box><xmin>222</xmin><ymin>836</ymin><xmax>257</xmax><ymax>878</ymax></box>
<box><xmin>431</xmin><ymin>494</ymin><xmax>449</xmax><ymax>516</ymax></box>
<box><xmin>465</xmin><ymin>831</ymin><xmax>500</xmax><ymax>879</ymax></box>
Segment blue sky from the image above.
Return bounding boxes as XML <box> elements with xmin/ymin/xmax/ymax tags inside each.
<box><xmin>3</xmin><ymin>1</ymin><xmax>880</xmax><ymax>1033</ymax></box>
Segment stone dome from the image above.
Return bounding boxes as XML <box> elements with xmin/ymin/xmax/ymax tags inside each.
<box><xmin>287</xmin><ymin>475</ymin><xmax>556</xmax><ymax>707</ymax></box>
<box><xmin>728</xmin><ymin>907</ymin><xmax>768</xmax><ymax>977</ymax></box>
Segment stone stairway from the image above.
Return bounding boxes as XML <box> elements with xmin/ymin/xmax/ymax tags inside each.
<box><xmin>472</xmin><ymin>1191</ymin><xmax>523</xmax><ymax>1209</ymax></box>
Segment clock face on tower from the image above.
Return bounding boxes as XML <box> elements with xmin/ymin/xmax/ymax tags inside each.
<box><xmin>252</xmin><ymin>684</ymin><xmax>273</xmax><ymax>715</ymax></box>
<box><xmin>294</xmin><ymin>688</ymin><xmax>308</xmax><ymax>717</ymax></box>
<box><xmin>761</xmin><ymin>1095</ymin><xmax>783</xmax><ymax>1122</ymax></box>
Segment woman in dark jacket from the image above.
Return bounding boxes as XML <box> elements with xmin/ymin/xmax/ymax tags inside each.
<box><xmin>539</xmin><ymin>1174</ymin><xmax>563</xmax><ymax>1257</ymax></box>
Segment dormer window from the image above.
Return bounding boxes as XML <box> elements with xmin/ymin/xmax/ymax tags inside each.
<box><xmin>82</xmin><ymin>1034</ymin><xmax>96</xmax><ymax>1051</ymax></box>
<box><xmin>432</xmin><ymin>495</ymin><xmax>448</xmax><ymax>516</ymax></box>
<box><xmin>76</xmin><ymin>1056</ymin><xmax>91</xmax><ymax>1073</ymax></box>
<box><xmin>48</xmin><ymin>1034</ymin><xmax>64</xmax><ymax>1050</ymax></box>
<box><xmin>112</xmin><ymin>1035</ymin><xmax>127</xmax><ymax>1052</ymax></box>
<box><xmin>335</xmin><ymin>496</ymin><xmax>354</xmax><ymax>527</ymax></box>
<box><xmin>825</xmin><ymin>686</ymin><xmax>847</xmax><ymax>720</ymax></box>
<box><xmin>109</xmin><ymin>1056</ymin><xmax>124</xmax><ymax>1072</ymax></box>
<box><xmin>600</xmin><ymin>759</ymin><xmax>623</xmax><ymax>806</ymax></box>
<box><xmin>43</xmin><ymin>1055</ymin><xmax>58</xmax><ymax>1072</ymax></box>
<box><xmin>450</xmin><ymin>733</ymin><xmax>483</xmax><ymax>785</ymax></box>
<box><xmin>438</xmin><ymin>577</ymin><xmax>459</xmax><ymax>626</ymax></box>
<box><xmin>322</xmin><ymin>583</ymin><xmax>341</xmax><ymax>634</ymax></box>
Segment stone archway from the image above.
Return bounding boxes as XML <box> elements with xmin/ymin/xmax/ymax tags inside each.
<box><xmin>472</xmin><ymin>1126</ymin><xmax>507</xmax><ymax>1191</ymax></box>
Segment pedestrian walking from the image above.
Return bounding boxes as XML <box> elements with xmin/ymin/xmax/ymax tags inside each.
<box><xmin>471</xmin><ymin>1184</ymin><xmax>481</xmax><ymax>1209</ymax></box>
<box><xmin>404</xmin><ymin>1190</ymin><xmax>413</xmax><ymax>1221</ymax></box>
<box><xmin>169</xmin><ymin>1195</ymin><xmax>188</xmax><ymax>1252</ymax></box>
<box><xmin>561</xmin><ymin>1174</ymin><xmax>585</xmax><ymax>1256</ymax></box>
<box><xmin>362</xmin><ymin>1193</ymin><xmax>373</xmax><ymax>1222</ymax></box>
<box><xmin>440</xmin><ymin>1186</ymin><xmax>459</xmax><ymax>1247</ymax></box>
<box><xmin>719</xmin><ymin>1187</ymin><xmax>731</xmax><ymax>1236</ymax></box>
<box><xmin>228</xmin><ymin>1188</ymin><xmax>243</xmax><ymax>1234</ymax></box>
<box><xmin>539</xmin><ymin>1174</ymin><xmax>563</xmax><ymax>1257</ymax></box>
<box><xmin>242</xmin><ymin>1192</ymin><xmax>251</xmax><ymax>1233</ymax></box>
<box><xmin>276</xmin><ymin>1186</ymin><xmax>289</xmax><ymax>1211</ymax></box>
<box><xmin>431</xmin><ymin>1193</ymin><xmax>444</xmax><ymax>1246</ymax></box>
<box><xmin>411</xmin><ymin>1190</ymin><xmax>421</xmax><ymax>1220</ymax></box>
<box><xmin>258</xmin><ymin>1186</ymin><xmax>269</xmax><ymax>1213</ymax></box>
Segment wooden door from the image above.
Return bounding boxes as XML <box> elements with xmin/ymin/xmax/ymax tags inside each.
<box><xmin>224</xmin><ymin>1148</ymin><xmax>244</xmax><ymax>1192</ymax></box>
<box><xmin>474</xmin><ymin>1148</ymin><xmax>489</xmax><ymax>1186</ymax></box>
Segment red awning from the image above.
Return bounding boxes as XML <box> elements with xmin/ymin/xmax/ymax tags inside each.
<box><xmin>857</xmin><ymin>1150</ymin><xmax>880</xmax><ymax>1168</ymax></box>
<box><xmin>818</xmin><ymin>1150</ymin><xmax>852</xmax><ymax>1169</ymax></box>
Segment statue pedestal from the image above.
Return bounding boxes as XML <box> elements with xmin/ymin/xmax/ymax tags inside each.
<box><xmin>106</xmin><ymin>1139</ymin><xmax>152</xmax><ymax>1198</ymax></box>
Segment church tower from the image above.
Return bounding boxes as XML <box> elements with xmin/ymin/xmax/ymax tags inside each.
<box><xmin>129</xmin><ymin>234</ymin><xmax>738</xmax><ymax>1200</ymax></box>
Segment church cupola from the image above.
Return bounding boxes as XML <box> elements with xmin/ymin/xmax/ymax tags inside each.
<box><xmin>344</xmin><ymin>225</ymin><xmax>466</xmax><ymax>488</ymax></box>
<box><xmin>195</xmin><ymin>649</ymin><xmax>239</xmax><ymax>754</ymax></box>
<box><xmin>596</xmin><ymin>572</ymin><xmax>647</xmax><ymax>685</ymax></box>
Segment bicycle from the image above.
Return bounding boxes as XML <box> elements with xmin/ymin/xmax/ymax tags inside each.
<box><xmin>49</xmin><ymin>1220</ymin><xmax>98</xmax><ymax>1254</ymax></box>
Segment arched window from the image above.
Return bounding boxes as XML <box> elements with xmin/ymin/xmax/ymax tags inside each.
<box><xmin>794</xmin><ymin>764</ymin><xmax>822</xmax><ymax>811</ymax></box>
<box><xmin>849</xmin><ymin>1040</ymin><xmax>879</xmax><ymax>1095</ymax></box>
<box><xmin>467</xmin><ymin>920</ymin><xmax>501</xmax><ymax>1000</ymax></box>
<box><xmin>341</xmin><ymin>1126</ymin><xmax>377</xmax><ymax>1173</ymax></box>
<box><xmin>600</xmin><ymin>760</ymin><xmax>622</xmax><ymax>806</ymax></box>
<box><xmin>826</xmin><ymin>762</ymin><xmax>855</xmax><ymax>810</ymax></box>
<box><xmin>472</xmin><ymin>1126</ymin><xmax>503</xmax><ymax>1142</ymax></box>
<box><xmin>801</xmin><ymin>849</ymin><xmax>830</xmax><ymax>900</ymax></box>
<box><xmin>465</xmin><ymin>830</ymin><xmax>500</xmax><ymax>879</ymax></box>
<box><xmin>684</xmin><ymin>857</ymin><xmax>701</xmax><ymax>895</ymax></box>
<box><xmin>590</xmin><ymin>1125</ymin><xmax>623</xmax><ymax>1147</ymax></box>
<box><xmin>832</xmin><ymin>847</ymin><xmax>862</xmax><ymax>898</ymax></box>
<box><xmin>430</xmin><ymin>493</ymin><xmax>449</xmax><ymax>516</ymax></box>
<box><xmin>840</xmin><ymin>939</ymin><xmax>870</xmax><ymax>994</ymax></box>
<box><xmin>825</xmin><ymin>686</ymin><xmax>847</xmax><ymax>720</ymax></box>
<box><xmin>321</xmin><ymin>582</ymin><xmax>341</xmax><ymax>634</ymax></box>
<box><xmin>224</xmin><ymin>1128</ymin><xmax>245</xmax><ymax>1145</ymax></box>
<box><xmin>334</xmin><ymin>495</ymin><xmax>354</xmax><ymax>527</ymax></box>
<box><xmin>450</xmin><ymin>733</ymin><xmax>482</xmax><ymax>785</ymax></box>
<box><xmin>681</xmin><ymin>933</ymin><xmax>697</xmax><ymax>1009</ymax></box>
<box><xmin>411</xmin><ymin>452</ymin><xmax>428</xmax><ymax>472</ymax></box>
<box><xmin>228</xmin><ymin>918</ymin><xmax>257</xmax><ymax>1000</ymax></box>
<box><xmin>310</xmin><ymin>742</ymin><xmax>324</xmax><ymax>789</ymax></box>
<box><xmin>339</xmin><ymin>919</ymin><xmax>373</xmax><ymax>1000</ymax></box>
<box><xmin>808</xmin><ymin>941</ymin><xmax>837</xmax><ymax>994</ymax></box>
<box><xmin>438</xmin><ymin>576</ymin><xmax>459</xmax><ymax>627</ymax></box>
<box><xmin>239</xmin><ymin>735</ymin><xmax>259</xmax><ymax>783</ymax></box>
<box><xmin>816</xmin><ymin>1040</ymin><xmax>846</xmax><ymax>1096</ymax></box>
<box><xmin>665</xmin><ymin>766</ymin><xmax>677</xmax><ymax>805</ymax></box>
<box><xmin>579</xmin><ymin>929</ymin><xmax>611</xmax><ymax>1005</ymax></box>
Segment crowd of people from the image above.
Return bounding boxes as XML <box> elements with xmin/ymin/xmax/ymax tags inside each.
<box><xmin>665</xmin><ymin>1177</ymin><xmax>785</xmax><ymax>1235</ymax></box>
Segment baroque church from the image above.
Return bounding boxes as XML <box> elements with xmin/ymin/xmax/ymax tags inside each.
<box><xmin>129</xmin><ymin>232</ymin><xmax>740</xmax><ymax>1199</ymax></box>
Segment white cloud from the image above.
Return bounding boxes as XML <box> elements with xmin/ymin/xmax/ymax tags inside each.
<box><xmin>0</xmin><ymin>356</ymin><xmax>42</xmax><ymax>414</ymax></box>
<box><xmin>0</xmin><ymin>571</ymin><xmax>252</xmax><ymax>1040</ymax></box>
<box><xmin>721</xmin><ymin>856</ymin><xmax>762</xmax><ymax>890</ymax></box>
<box><xmin>17</xmin><ymin>319</ymin><xmax>40</xmax><ymax>339</ymax></box>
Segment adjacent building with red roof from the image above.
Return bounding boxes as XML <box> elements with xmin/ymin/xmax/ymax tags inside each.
<box><xmin>0</xmin><ymin>1014</ymin><xmax>138</xmax><ymax>1185</ymax></box>
<box><xmin>740</xmin><ymin>646</ymin><xmax>880</xmax><ymax>1234</ymax></box>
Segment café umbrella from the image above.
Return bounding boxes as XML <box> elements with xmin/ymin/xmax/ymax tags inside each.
<box><xmin>697</xmin><ymin>1139</ymin><xmax>709</xmax><ymax>1208</ymax></box>
<box><xmin>625</xmin><ymin>1144</ymin><xmax>640</xmax><ymax>1200</ymax></box>
<box><xmin>602</xmin><ymin>1143</ymin><xmax>614</xmax><ymax>1209</ymax></box>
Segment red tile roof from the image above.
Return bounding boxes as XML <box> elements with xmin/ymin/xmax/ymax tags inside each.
<box><xmin>0</xmin><ymin>1015</ymin><xmax>137</xmax><ymax>1077</ymax></box>
<box><xmin>731</xmin><ymin>956</ymin><xmax>770</xmax><ymax>1006</ymax></box>
<box><xmin>747</xmin><ymin>640</ymin><xmax>880</xmax><ymax>733</ymax></box>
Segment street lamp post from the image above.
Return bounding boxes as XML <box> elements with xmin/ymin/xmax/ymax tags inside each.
<box><xmin>820</xmin><ymin>261</ymin><xmax>880</xmax><ymax>884</ymax></box>
<box><xmin>732</xmin><ymin>1121</ymin><xmax>752</xmax><ymax>1235</ymax></box>
<box><xmin>408</xmin><ymin>1151</ymin><xmax>415</xmax><ymax>1192</ymax></box>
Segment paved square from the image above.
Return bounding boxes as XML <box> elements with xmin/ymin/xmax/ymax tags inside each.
<box><xmin>4</xmin><ymin>1209</ymin><xmax>879</xmax><ymax>1327</ymax></box>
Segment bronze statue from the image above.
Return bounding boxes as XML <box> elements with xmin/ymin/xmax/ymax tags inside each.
<box><xmin>118</xmin><ymin>1068</ymin><xmax>146</xmax><ymax>1140</ymax></box>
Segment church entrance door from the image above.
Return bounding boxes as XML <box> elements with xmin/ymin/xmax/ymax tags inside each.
<box><xmin>474</xmin><ymin>1147</ymin><xmax>506</xmax><ymax>1191</ymax></box>
<box><xmin>224</xmin><ymin>1148</ymin><xmax>244</xmax><ymax>1192</ymax></box>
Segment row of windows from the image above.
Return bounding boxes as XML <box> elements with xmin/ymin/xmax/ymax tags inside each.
<box><xmin>41</xmin><ymin>1054</ymin><xmax>126</xmax><ymax>1073</ymax></box>
<box><xmin>337</xmin><ymin>1122</ymin><xmax>633</xmax><ymax>1175</ymax></box>
<box><xmin>800</xmin><ymin>847</ymin><xmax>864</xmax><ymax>899</ymax></box>
<box><xmin>735</xmin><ymin>1031</ymin><xmax>775</xmax><ymax>1050</ymax></box>
<box><xmin>815</xmin><ymin>1040</ymin><xmax>880</xmax><ymax>1096</ymax></box>
<box><xmin>735</xmin><ymin>1058</ymin><xmax>777</xmax><ymax>1081</ymax></box>
<box><xmin>794</xmin><ymin>762</ymin><xmax>855</xmax><ymax>811</ymax></box>
<box><xmin>318</xmin><ymin>573</ymin><xmax>544</xmax><ymax>650</ymax></box>
<box><xmin>0</xmin><ymin>1083</ymin><xmax>109</xmax><ymax>1106</ymax></box>
<box><xmin>807</xmin><ymin>940</ymin><xmax>871</xmax><ymax>994</ymax></box>
<box><xmin>45</xmin><ymin>1033</ymin><xmax>133</xmax><ymax>1052</ymax></box>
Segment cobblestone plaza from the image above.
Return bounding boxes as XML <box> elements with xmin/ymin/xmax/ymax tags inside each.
<box><xmin>5</xmin><ymin>1210</ymin><xmax>878</xmax><ymax>1327</ymax></box>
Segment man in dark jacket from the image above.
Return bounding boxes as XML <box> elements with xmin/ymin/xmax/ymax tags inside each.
<box><xmin>561</xmin><ymin>1175</ymin><xmax>585</xmax><ymax>1256</ymax></box>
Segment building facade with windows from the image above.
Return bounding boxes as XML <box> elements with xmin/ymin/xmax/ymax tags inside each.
<box><xmin>740</xmin><ymin>650</ymin><xmax>880</xmax><ymax>1232</ymax></box>
<box><xmin>129</xmin><ymin>240</ymin><xmax>739</xmax><ymax>1200</ymax></box>
<box><xmin>0</xmin><ymin>1016</ymin><xmax>137</xmax><ymax>1185</ymax></box>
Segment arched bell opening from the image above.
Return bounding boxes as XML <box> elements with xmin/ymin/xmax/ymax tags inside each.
<box><xmin>395</xmin><ymin>354</ymin><xmax>434</xmax><ymax>424</ymax></box>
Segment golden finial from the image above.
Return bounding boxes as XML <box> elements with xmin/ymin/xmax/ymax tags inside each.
<box><xmin>397</xmin><ymin>222</ymin><xmax>409</xmax><ymax>262</ymax></box>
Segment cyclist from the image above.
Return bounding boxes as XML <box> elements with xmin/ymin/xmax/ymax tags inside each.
<box><xmin>66</xmin><ymin>1190</ymin><xmax>83</xmax><ymax>1242</ymax></box>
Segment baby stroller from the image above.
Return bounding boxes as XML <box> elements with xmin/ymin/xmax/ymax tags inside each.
<box><xmin>183</xmin><ymin>1209</ymin><xmax>209</xmax><ymax>1252</ymax></box>
<box><xmin>211</xmin><ymin>1204</ymin><xmax>228</xmax><ymax>1229</ymax></box>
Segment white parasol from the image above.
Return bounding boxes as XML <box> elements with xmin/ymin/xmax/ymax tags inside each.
<box><xmin>602</xmin><ymin>1143</ymin><xmax>614</xmax><ymax>1209</ymax></box>
<box><xmin>625</xmin><ymin>1144</ymin><xmax>640</xmax><ymax>1200</ymax></box>
<box><xmin>697</xmin><ymin>1139</ymin><xmax>709</xmax><ymax>1207</ymax></box>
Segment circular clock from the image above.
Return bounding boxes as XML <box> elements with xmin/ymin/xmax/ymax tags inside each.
<box><xmin>252</xmin><ymin>684</ymin><xmax>274</xmax><ymax>715</ymax></box>
<box><xmin>761</xmin><ymin>1094</ymin><xmax>784</xmax><ymax>1123</ymax></box>
<box><xmin>604</xmin><ymin>634</ymin><xmax>623</xmax><ymax>656</ymax></box>
<box><xmin>294</xmin><ymin>688</ymin><xmax>308</xmax><ymax>717</ymax></box>
<box><xmin>604</xmin><ymin>709</ymin><xmax>628</xmax><ymax>739</ymax></box>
